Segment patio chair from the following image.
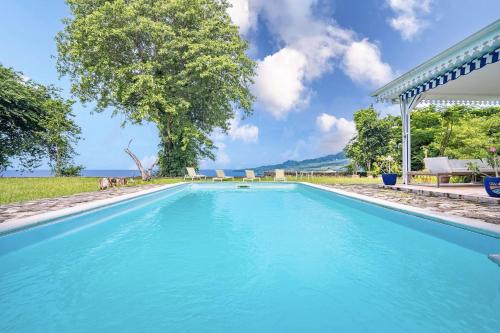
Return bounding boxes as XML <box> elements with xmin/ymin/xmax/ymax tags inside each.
<box><xmin>243</xmin><ymin>170</ymin><xmax>261</xmax><ymax>182</ymax></box>
<box><xmin>274</xmin><ymin>169</ymin><xmax>287</xmax><ymax>182</ymax></box>
<box><xmin>213</xmin><ymin>169</ymin><xmax>234</xmax><ymax>182</ymax></box>
<box><xmin>184</xmin><ymin>167</ymin><xmax>207</xmax><ymax>181</ymax></box>
<box><xmin>409</xmin><ymin>157</ymin><xmax>485</xmax><ymax>187</ymax></box>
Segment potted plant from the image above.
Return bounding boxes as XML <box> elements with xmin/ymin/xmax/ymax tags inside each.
<box><xmin>483</xmin><ymin>147</ymin><xmax>499</xmax><ymax>198</ymax></box>
<box><xmin>381</xmin><ymin>155</ymin><xmax>397</xmax><ymax>185</ymax></box>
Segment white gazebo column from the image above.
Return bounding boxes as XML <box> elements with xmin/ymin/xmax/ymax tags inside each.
<box><xmin>399</xmin><ymin>94</ymin><xmax>423</xmax><ymax>184</ymax></box>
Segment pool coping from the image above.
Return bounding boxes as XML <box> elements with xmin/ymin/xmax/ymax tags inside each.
<box><xmin>0</xmin><ymin>182</ymin><xmax>187</xmax><ymax>236</ymax></box>
<box><xmin>301</xmin><ymin>182</ymin><xmax>500</xmax><ymax>239</ymax></box>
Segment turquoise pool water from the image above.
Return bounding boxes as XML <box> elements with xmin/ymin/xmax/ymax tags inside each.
<box><xmin>0</xmin><ymin>183</ymin><xmax>499</xmax><ymax>332</ymax></box>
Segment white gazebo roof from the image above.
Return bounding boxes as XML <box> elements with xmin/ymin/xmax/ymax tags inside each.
<box><xmin>372</xmin><ymin>19</ymin><xmax>500</xmax><ymax>105</ymax></box>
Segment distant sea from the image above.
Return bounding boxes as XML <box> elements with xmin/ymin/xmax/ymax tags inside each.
<box><xmin>1</xmin><ymin>169</ymin><xmax>247</xmax><ymax>178</ymax></box>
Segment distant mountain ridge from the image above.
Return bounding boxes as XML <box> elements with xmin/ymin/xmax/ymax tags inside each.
<box><xmin>247</xmin><ymin>152</ymin><xmax>350</xmax><ymax>174</ymax></box>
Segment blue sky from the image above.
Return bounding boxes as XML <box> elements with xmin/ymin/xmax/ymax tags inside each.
<box><xmin>1</xmin><ymin>0</ymin><xmax>499</xmax><ymax>170</ymax></box>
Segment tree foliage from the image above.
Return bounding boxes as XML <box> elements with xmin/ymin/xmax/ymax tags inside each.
<box><xmin>345</xmin><ymin>104</ymin><xmax>499</xmax><ymax>174</ymax></box>
<box><xmin>345</xmin><ymin>107</ymin><xmax>400</xmax><ymax>174</ymax></box>
<box><xmin>0</xmin><ymin>64</ymin><xmax>82</xmax><ymax>175</ymax></box>
<box><xmin>57</xmin><ymin>0</ymin><xmax>256</xmax><ymax>176</ymax></box>
<box><xmin>39</xmin><ymin>90</ymin><xmax>83</xmax><ymax>176</ymax></box>
<box><xmin>412</xmin><ymin>105</ymin><xmax>499</xmax><ymax>170</ymax></box>
<box><xmin>1</xmin><ymin>65</ymin><xmax>45</xmax><ymax>171</ymax></box>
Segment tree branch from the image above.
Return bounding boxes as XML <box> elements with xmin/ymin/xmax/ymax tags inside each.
<box><xmin>124</xmin><ymin>141</ymin><xmax>150</xmax><ymax>181</ymax></box>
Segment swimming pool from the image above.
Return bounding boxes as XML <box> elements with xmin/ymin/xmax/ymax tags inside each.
<box><xmin>1</xmin><ymin>183</ymin><xmax>499</xmax><ymax>332</ymax></box>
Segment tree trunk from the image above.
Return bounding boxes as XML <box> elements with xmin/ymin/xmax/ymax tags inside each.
<box><xmin>124</xmin><ymin>140</ymin><xmax>157</xmax><ymax>181</ymax></box>
<box><xmin>145</xmin><ymin>157</ymin><xmax>159</xmax><ymax>179</ymax></box>
<box><xmin>439</xmin><ymin>124</ymin><xmax>453</xmax><ymax>156</ymax></box>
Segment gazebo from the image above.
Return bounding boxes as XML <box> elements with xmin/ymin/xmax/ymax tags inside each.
<box><xmin>371</xmin><ymin>19</ymin><xmax>500</xmax><ymax>184</ymax></box>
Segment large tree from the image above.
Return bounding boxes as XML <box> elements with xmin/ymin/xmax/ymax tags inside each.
<box><xmin>57</xmin><ymin>0</ymin><xmax>255</xmax><ymax>176</ymax></box>
<box><xmin>345</xmin><ymin>107</ymin><xmax>394</xmax><ymax>173</ymax></box>
<box><xmin>0</xmin><ymin>64</ymin><xmax>81</xmax><ymax>174</ymax></box>
<box><xmin>0</xmin><ymin>65</ymin><xmax>46</xmax><ymax>171</ymax></box>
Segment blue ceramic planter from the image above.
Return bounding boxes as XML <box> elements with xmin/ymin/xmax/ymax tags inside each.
<box><xmin>382</xmin><ymin>173</ymin><xmax>398</xmax><ymax>185</ymax></box>
<box><xmin>484</xmin><ymin>176</ymin><xmax>500</xmax><ymax>198</ymax></box>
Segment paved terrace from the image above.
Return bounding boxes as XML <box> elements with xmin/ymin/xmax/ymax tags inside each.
<box><xmin>382</xmin><ymin>184</ymin><xmax>499</xmax><ymax>203</ymax></box>
<box><xmin>329</xmin><ymin>184</ymin><xmax>499</xmax><ymax>225</ymax></box>
<box><xmin>0</xmin><ymin>184</ymin><xmax>163</xmax><ymax>222</ymax></box>
<box><xmin>0</xmin><ymin>183</ymin><xmax>498</xmax><ymax>225</ymax></box>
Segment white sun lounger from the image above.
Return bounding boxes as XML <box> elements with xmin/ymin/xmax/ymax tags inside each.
<box><xmin>243</xmin><ymin>170</ymin><xmax>261</xmax><ymax>182</ymax></box>
<box><xmin>184</xmin><ymin>167</ymin><xmax>207</xmax><ymax>181</ymax></box>
<box><xmin>409</xmin><ymin>157</ymin><xmax>495</xmax><ymax>187</ymax></box>
<box><xmin>213</xmin><ymin>169</ymin><xmax>234</xmax><ymax>182</ymax></box>
<box><xmin>274</xmin><ymin>169</ymin><xmax>287</xmax><ymax>182</ymax></box>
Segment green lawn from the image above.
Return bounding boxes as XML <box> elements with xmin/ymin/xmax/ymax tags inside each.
<box><xmin>0</xmin><ymin>176</ymin><xmax>383</xmax><ymax>205</ymax></box>
<box><xmin>0</xmin><ymin>177</ymin><xmax>183</xmax><ymax>205</ymax></box>
<box><xmin>0</xmin><ymin>177</ymin><xmax>101</xmax><ymax>205</ymax></box>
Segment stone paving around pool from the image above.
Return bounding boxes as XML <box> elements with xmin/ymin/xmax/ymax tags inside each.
<box><xmin>0</xmin><ymin>183</ymin><xmax>498</xmax><ymax>225</ymax></box>
<box><xmin>326</xmin><ymin>185</ymin><xmax>499</xmax><ymax>225</ymax></box>
<box><xmin>0</xmin><ymin>184</ymin><xmax>163</xmax><ymax>223</ymax></box>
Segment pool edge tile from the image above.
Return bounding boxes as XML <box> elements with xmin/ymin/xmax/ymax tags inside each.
<box><xmin>300</xmin><ymin>182</ymin><xmax>500</xmax><ymax>239</ymax></box>
<box><xmin>0</xmin><ymin>182</ymin><xmax>188</xmax><ymax>236</ymax></box>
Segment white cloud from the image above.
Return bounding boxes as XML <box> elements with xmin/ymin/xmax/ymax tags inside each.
<box><xmin>227</xmin><ymin>0</ymin><xmax>255</xmax><ymax>34</ymax></box>
<box><xmin>229</xmin><ymin>0</ymin><xmax>395</xmax><ymax>118</ymax></box>
<box><xmin>284</xmin><ymin>113</ymin><xmax>356</xmax><ymax>160</ymax></box>
<box><xmin>316</xmin><ymin>115</ymin><xmax>356</xmax><ymax>154</ymax></box>
<box><xmin>316</xmin><ymin>113</ymin><xmax>337</xmax><ymax>132</ymax></box>
<box><xmin>342</xmin><ymin>39</ymin><xmax>394</xmax><ymax>87</ymax></box>
<box><xmin>200</xmin><ymin>115</ymin><xmax>258</xmax><ymax>168</ymax></box>
<box><xmin>253</xmin><ymin>48</ymin><xmax>308</xmax><ymax>119</ymax></box>
<box><xmin>250</xmin><ymin>1</ymin><xmax>354</xmax><ymax>118</ymax></box>
<box><xmin>386</xmin><ymin>0</ymin><xmax>432</xmax><ymax>40</ymax></box>
<box><xmin>229</xmin><ymin>117</ymin><xmax>259</xmax><ymax>143</ymax></box>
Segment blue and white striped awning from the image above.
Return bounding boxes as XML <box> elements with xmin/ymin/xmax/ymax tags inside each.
<box><xmin>401</xmin><ymin>47</ymin><xmax>500</xmax><ymax>101</ymax></box>
<box><xmin>372</xmin><ymin>19</ymin><xmax>500</xmax><ymax>106</ymax></box>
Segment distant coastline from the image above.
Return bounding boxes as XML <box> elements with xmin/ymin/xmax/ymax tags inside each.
<box><xmin>2</xmin><ymin>153</ymin><xmax>349</xmax><ymax>178</ymax></box>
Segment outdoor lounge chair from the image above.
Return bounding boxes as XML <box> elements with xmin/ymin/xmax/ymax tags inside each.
<box><xmin>408</xmin><ymin>157</ymin><xmax>495</xmax><ymax>187</ymax></box>
<box><xmin>213</xmin><ymin>169</ymin><xmax>234</xmax><ymax>182</ymax></box>
<box><xmin>274</xmin><ymin>169</ymin><xmax>287</xmax><ymax>182</ymax></box>
<box><xmin>184</xmin><ymin>167</ymin><xmax>207</xmax><ymax>181</ymax></box>
<box><xmin>243</xmin><ymin>170</ymin><xmax>261</xmax><ymax>182</ymax></box>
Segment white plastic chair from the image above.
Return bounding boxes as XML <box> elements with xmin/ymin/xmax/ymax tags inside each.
<box><xmin>184</xmin><ymin>167</ymin><xmax>207</xmax><ymax>180</ymax></box>
<box><xmin>274</xmin><ymin>169</ymin><xmax>286</xmax><ymax>182</ymax></box>
<box><xmin>243</xmin><ymin>170</ymin><xmax>261</xmax><ymax>182</ymax></box>
<box><xmin>213</xmin><ymin>169</ymin><xmax>234</xmax><ymax>182</ymax></box>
